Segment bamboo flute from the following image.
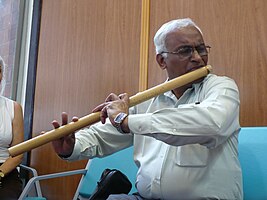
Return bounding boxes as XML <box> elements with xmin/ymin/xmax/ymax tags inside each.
<box><xmin>9</xmin><ymin>65</ymin><xmax>212</xmax><ymax>157</ymax></box>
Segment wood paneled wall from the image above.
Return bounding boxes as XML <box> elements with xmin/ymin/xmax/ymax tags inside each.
<box><xmin>30</xmin><ymin>0</ymin><xmax>267</xmax><ymax>199</ymax></box>
<box><xmin>148</xmin><ymin>0</ymin><xmax>267</xmax><ymax>126</ymax></box>
<box><xmin>31</xmin><ymin>0</ymin><xmax>141</xmax><ymax>199</ymax></box>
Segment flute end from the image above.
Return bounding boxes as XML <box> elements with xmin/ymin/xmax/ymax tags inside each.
<box><xmin>205</xmin><ymin>65</ymin><xmax>213</xmax><ymax>73</ymax></box>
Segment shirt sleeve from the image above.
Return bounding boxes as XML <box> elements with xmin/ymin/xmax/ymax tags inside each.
<box><xmin>65</xmin><ymin>121</ymin><xmax>134</xmax><ymax>161</ymax></box>
<box><xmin>128</xmin><ymin>76</ymin><xmax>240</xmax><ymax>149</ymax></box>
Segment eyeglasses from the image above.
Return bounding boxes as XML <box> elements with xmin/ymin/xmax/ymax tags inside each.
<box><xmin>161</xmin><ymin>44</ymin><xmax>211</xmax><ymax>60</ymax></box>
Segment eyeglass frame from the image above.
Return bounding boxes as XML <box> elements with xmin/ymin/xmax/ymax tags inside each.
<box><xmin>161</xmin><ymin>44</ymin><xmax>211</xmax><ymax>60</ymax></box>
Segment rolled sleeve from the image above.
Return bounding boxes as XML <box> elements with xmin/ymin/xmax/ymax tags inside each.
<box><xmin>62</xmin><ymin>122</ymin><xmax>134</xmax><ymax>161</ymax></box>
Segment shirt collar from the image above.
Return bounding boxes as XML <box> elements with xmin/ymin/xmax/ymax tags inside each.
<box><xmin>162</xmin><ymin>74</ymin><xmax>210</xmax><ymax>99</ymax></box>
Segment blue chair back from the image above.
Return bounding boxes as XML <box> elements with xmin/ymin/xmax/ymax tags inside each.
<box><xmin>77</xmin><ymin>146</ymin><xmax>138</xmax><ymax>198</ymax></box>
<box><xmin>239</xmin><ymin>127</ymin><xmax>267</xmax><ymax>200</ymax></box>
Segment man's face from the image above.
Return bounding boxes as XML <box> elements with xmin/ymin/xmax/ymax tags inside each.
<box><xmin>157</xmin><ymin>26</ymin><xmax>208</xmax><ymax>81</ymax></box>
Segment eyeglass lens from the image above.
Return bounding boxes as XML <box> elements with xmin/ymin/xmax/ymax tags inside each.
<box><xmin>179</xmin><ymin>45</ymin><xmax>209</xmax><ymax>58</ymax></box>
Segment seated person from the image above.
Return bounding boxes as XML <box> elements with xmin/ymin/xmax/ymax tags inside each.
<box><xmin>0</xmin><ymin>56</ymin><xmax>24</xmax><ymax>199</ymax></box>
<box><xmin>51</xmin><ymin>18</ymin><xmax>243</xmax><ymax>200</ymax></box>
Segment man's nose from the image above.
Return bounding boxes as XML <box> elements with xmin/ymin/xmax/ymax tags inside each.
<box><xmin>191</xmin><ymin>49</ymin><xmax>202</xmax><ymax>60</ymax></box>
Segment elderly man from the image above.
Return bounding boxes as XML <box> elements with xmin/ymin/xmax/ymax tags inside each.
<box><xmin>52</xmin><ymin>18</ymin><xmax>243</xmax><ymax>200</ymax></box>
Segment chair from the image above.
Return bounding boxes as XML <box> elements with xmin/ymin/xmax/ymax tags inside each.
<box><xmin>19</xmin><ymin>146</ymin><xmax>138</xmax><ymax>200</ymax></box>
<box><xmin>19</xmin><ymin>164</ymin><xmax>44</xmax><ymax>200</ymax></box>
<box><xmin>19</xmin><ymin>167</ymin><xmax>87</xmax><ymax>200</ymax></box>
<box><xmin>238</xmin><ymin>126</ymin><xmax>267</xmax><ymax>200</ymax></box>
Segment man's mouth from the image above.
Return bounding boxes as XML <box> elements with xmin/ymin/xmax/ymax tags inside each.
<box><xmin>187</xmin><ymin>66</ymin><xmax>203</xmax><ymax>73</ymax></box>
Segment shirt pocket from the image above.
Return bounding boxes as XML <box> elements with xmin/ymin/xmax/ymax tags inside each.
<box><xmin>175</xmin><ymin>144</ymin><xmax>209</xmax><ymax>167</ymax></box>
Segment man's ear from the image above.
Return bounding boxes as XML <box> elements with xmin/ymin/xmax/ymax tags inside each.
<box><xmin>156</xmin><ymin>54</ymin><xmax>167</xmax><ymax>70</ymax></box>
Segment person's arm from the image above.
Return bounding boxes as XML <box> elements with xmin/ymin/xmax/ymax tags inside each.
<box><xmin>51</xmin><ymin>109</ymin><xmax>133</xmax><ymax>160</ymax></box>
<box><xmin>0</xmin><ymin>102</ymin><xmax>24</xmax><ymax>175</ymax></box>
<box><xmin>128</xmin><ymin>76</ymin><xmax>240</xmax><ymax>148</ymax></box>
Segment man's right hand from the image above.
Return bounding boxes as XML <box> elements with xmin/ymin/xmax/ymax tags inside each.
<box><xmin>51</xmin><ymin>112</ymin><xmax>78</xmax><ymax>157</ymax></box>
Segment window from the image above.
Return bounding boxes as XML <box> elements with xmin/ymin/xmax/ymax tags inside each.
<box><xmin>0</xmin><ymin>0</ymin><xmax>21</xmax><ymax>98</ymax></box>
<box><xmin>0</xmin><ymin>0</ymin><xmax>34</xmax><ymax>110</ymax></box>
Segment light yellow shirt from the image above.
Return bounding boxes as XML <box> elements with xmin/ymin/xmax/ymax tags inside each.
<box><xmin>68</xmin><ymin>74</ymin><xmax>243</xmax><ymax>200</ymax></box>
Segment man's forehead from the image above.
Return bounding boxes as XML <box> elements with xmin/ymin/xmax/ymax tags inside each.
<box><xmin>165</xmin><ymin>27</ymin><xmax>204</xmax><ymax>47</ymax></box>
